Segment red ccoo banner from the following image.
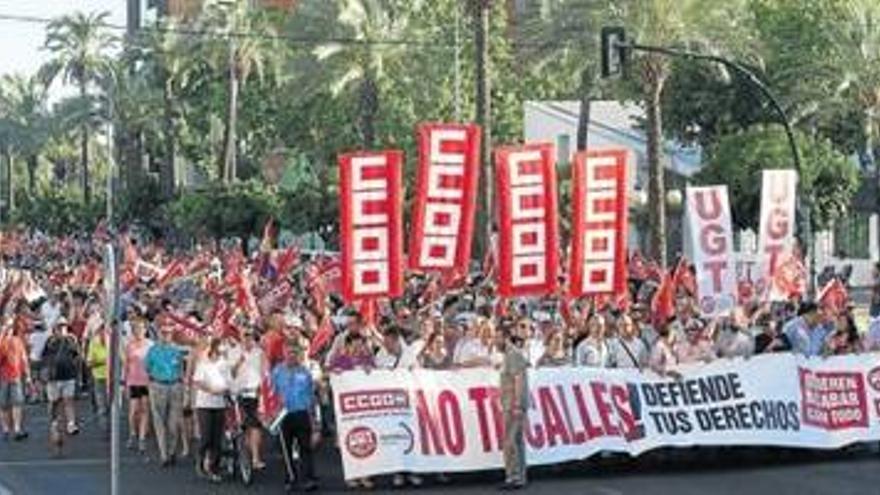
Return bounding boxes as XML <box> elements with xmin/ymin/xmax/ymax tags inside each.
<box><xmin>339</xmin><ymin>150</ymin><xmax>404</xmax><ymax>303</ymax></box>
<box><xmin>569</xmin><ymin>149</ymin><xmax>629</xmax><ymax>299</ymax></box>
<box><xmin>494</xmin><ymin>143</ymin><xmax>559</xmax><ymax>297</ymax></box>
<box><xmin>409</xmin><ymin>123</ymin><xmax>481</xmax><ymax>274</ymax></box>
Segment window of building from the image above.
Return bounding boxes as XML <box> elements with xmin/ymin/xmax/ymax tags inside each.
<box><xmin>834</xmin><ymin>212</ymin><xmax>871</xmax><ymax>259</ymax></box>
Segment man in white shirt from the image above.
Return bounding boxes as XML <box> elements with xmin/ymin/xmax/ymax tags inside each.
<box><xmin>609</xmin><ymin>314</ymin><xmax>648</xmax><ymax>369</ymax></box>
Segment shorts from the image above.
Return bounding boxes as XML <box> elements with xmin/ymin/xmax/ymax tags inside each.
<box><xmin>0</xmin><ymin>380</ymin><xmax>25</xmax><ymax>409</ymax></box>
<box><xmin>129</xmin><ymin>386</ymin><xmax>149</xmax><ymax>400</ymax></box>
<box><xmin>46</xmin><ymin>380</ymin><xmax>76</xmax><ymax>402</ymax></box>
<box><xmin>239</xmin><ymin>397</ymin><xmax>261</xmax><ymax>429</ymax></box>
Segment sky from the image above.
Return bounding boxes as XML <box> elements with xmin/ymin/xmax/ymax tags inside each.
<box><xmin>0</xmin><ymin>0</ymin><xmax>126</xmax><ymax>81</ymax></box>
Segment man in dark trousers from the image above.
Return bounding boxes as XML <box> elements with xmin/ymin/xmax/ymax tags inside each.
<box><xmin>272</xmin><ymin>342</ymin><xmax>319</xmax><ymax>492</ymax></box>
<box><xmin>499</xmin><ymin>322</ymin><xmax>529</xmax><ymax>490</ymax></box>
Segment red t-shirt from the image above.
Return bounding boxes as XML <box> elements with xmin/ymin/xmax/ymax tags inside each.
<box><xmin>263</xmin><ymin>329</ymin><xmax>286</xmax><ymax>368</ymax></box>
<box><xmin>0</xmin><ymin>335</ymin><xmax>27</xmax><ymax>381</ymax></box>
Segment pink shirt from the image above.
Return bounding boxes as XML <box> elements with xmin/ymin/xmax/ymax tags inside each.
<box><xmin>125</xmin><ymin>339</ymin><xmax>153</xmax><ymax>386</ymax></box>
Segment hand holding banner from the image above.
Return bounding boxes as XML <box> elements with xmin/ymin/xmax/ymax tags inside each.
<box><xmin>686</xmin><ymin>186</ymin><xmax>736</xmax><ymax>316</ymax></box>
<box><xmin>409</xmin><ymin>124</ymin><xmax>481</xmax><ymax>275</ymax></box>
<box><xmin>568</xmin><ymin>149</ymin><xmax>629</xmax><ymax>299</ymax></box>
<box><xmin>339</xmin><ymin>150</ymin><xmax>404</xmax><ymax>303</ymax></box>
<box><xmin>494</xmin><ymin>144</ymin><xmax>559</xmax><ymax>297</ymax></box>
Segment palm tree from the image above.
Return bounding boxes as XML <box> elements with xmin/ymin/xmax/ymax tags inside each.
<box><xmin>42</xmin><ymin>11</ymin><xmax>117</xmax><ymax>203</ymax></box>
<box><xmin>0</xmin><ymin>75</ymin><xmax>51</xmax><ymax>196</ymax></box>
<box><xmin>826</xmin><ymin>1</ymin><xmax>880</xmax><ymax>167</ymax></box>
<box><xmin>469</xmin><ymin>0</ymin><xmax>493</xmax><ymax>246</ymax></box>
<box><xmin>290</xmin><ymin>0</ymin><xmax>423</xmax><ymax>148</ymax></box>
<box><xmin>199</xmin><ymin>0</ymin><xmax>284</xmax><ymax>183</ymax></box>
<box><xmin>615</xmin><ymin>0</ymin><xmax>751</xmax><ymax>267</ymax></box>
<box><xmin>517</xmin><ymin>0</ymin><xmax>611</xmax><ymax>152</ymax></box>
<box><xmin>135</xmin><ymin>19</ymin><xmax>198</xmax><ymax>197</ymax></box>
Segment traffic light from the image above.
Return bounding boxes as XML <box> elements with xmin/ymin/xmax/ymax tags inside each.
<box><xmin>601</xmin><ymin>27</ymin><xmax>628</xmax><ymax>78</ymax></box>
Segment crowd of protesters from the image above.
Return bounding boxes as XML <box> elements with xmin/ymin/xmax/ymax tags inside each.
<box><xmin>1</xmin><ymin>228</ymin><xmax>880</xmax><ymax>492</ymax></box>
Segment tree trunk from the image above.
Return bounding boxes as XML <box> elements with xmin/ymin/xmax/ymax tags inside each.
<box><xmin>473</xmin><ymin>0</ymin><xmax>493</xmax><ymax>256</ymax></box>
<box><xmin>27</xmin><ymin>154</ymin><xmax>38</xmax><ymax>195</ymax></box>
<box><xmin>161</xmin><ymin>80</ymin><xmax>176</xmax><ymax>199</ymax></box>
<box><xmin>576</xmin><ymin>66</ymin><xmax>594</xmax><ymax>151</ymax></box>
<box><xmin>5</xmin><ymin>152</ymin><xmax>13</xmax><ymax>219</ymax></box>
<box><xmin>80</xmin><ymin>81</ymin><xmax>91</xmax><ymax>204</ymax></box>
<box><xmin>645</xmin><ymin>70</ymin><xmax>667</xmax><ymax>268</ymax></box>
<box><xmin>222</xmin><ymin>44</ymin><xmax>239</xmax><ymax>183</ymax></box>
<box><xmin>358</xmin><ymin>74</ymin><xmax>378</xmax><ymax>148</ymax></box>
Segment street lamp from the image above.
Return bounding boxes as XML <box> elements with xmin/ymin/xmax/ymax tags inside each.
<box><xmin>601</xmin><ymin>27</ymin><xmax>815</xmax><ymax>296</ymax></box>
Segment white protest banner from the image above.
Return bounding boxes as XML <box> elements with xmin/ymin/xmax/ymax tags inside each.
<box><xmin>332</xmin><ymin>353</ymin><xmax>880</xmax><ymax>480</ymax></box>
<box><xmin>758</xmin><ymin>169</ymin><xmax>798</xmax><ymax>301</ymax></box>
<box><xmin>686</xmin><ymin>186</ymin><xmax>736</xmax><ymax>316</ymax></box>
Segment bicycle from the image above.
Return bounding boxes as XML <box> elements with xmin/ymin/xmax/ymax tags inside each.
<box><xmin>217</xmin><ymin>395</ymin><xmax>254</xmax><ymax>486</ymax></box>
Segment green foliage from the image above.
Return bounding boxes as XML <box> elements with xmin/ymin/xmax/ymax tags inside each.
<box><xmin>11</xmin><ymin>189</ymin><xmax>104</xmax><ymax>235</ymax></box>
<box><xmin>697</xmin><ymin>126</ymin><xmax>860</xmax><ymax>230</ymax></box>
<box><xmin>166</xmin><ymin>181</ymin><xmax>280</xmax><ymax>241</ymax></box>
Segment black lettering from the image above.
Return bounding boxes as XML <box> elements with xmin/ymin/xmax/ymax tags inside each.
<box><xmin>677</xmin><ymin>410</ymin><xmax>693</xmax><ymax>433</ymax></box>
<box><xmin>736</xmin><ymin>403</ymin><xmax>752</xmax><ymax>429</ymax></box>
<box><xmin>642</xmin><ymin>384</ymin><xmax>658</xmax><ymax>407</ymax></box>
<box><xmin>749</xmin><ymin>402</ymin><xmax>765</xmax><ymax>429</ymax></box>
<box><xmin>695</xmin><ymin>409</ymin><xmax>711</xmax><ymax>430</ymax></box>
<box><xmin>722</xmin><ymin>405</ymin><xmax>740</xmax><ymax>429</ymax></box>
<box><xmin>686</xmin><ymin>379</ymin><xmax>702</xmax><ymax>406</ymax></box>
<box><xmin>788</xmin><ymin>402</ymin><xmax>800</xmax><ymax>431</ymax></box>
<box><xmin>729</xmin><ymin>373</ymin><xmax>745</xmax><ymax>400</ymax></box>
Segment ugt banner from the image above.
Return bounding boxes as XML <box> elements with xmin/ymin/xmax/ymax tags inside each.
<box><xmin>568</xmin><ymin>149</ymin><xmax>629</xmax><ymax>299</ymax></box>
<box><xmin>494</xmin><ymin>143</ymin><xmax>559</xmax><ymax>297</ymax></box>
<box><xmin>409</xmin><ymin>123</ymin><xmax>481</xmax><ymax>274</ymax></box>
<box><xmin>686</xmin><ymin>186</ymin><xmax>736</xmax><ymax>316</ymax></box>
<box><xmin>758</xmin><ymin>169</ymin><xmax>798</xmax><ymax>301</ymax></box>
<box><xmin>338</xmin><ymin>150</ymin><xmax>404</xmax><ymax>302</ymax></box>
<box><xmin>332</xmin><ymin>353</ymin><xmax>880</xmax><ymax>480</ymax></box>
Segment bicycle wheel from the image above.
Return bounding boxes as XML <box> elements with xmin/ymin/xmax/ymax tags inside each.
<box><xmin>237</xmin><ymin>435</ymin><xmax>253</xmax><ymax>486</ymax></box>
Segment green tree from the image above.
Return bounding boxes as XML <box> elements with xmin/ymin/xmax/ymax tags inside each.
<box><xmin>614</xmin><ymin>0</ymin><xmax>752</xmax><ymax>266</ymax></box>
<box><xmin>0</xmin><ymin>74</ymin><xmax>51</xmax><ymax>197</ymax></box>
<box><xmin>199</xmin><ymin>0</ymin><xmax>284</xmax><ymax>183</ymax></box>
<box><xmin>290</xmin><ymin>0</ymin><xmax>424</xmax><ymax>148</ymax></box>
<box><xmin>697</xmin><ymin>126</ymin><xmax>859</xmax><ymax>231</ymax></box>
<box><xmin>42</xmin><ymin>11</ymin><xmax>117</xmax><ymax>203</ymax></box>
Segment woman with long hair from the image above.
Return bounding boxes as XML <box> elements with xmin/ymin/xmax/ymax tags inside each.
<box><xmin>124</xmin><ymin>317</ymin><xmax>153</xmax><ymax>455</ymax></box>
<box><xmin>537</xmin><ymin>329</ymin><xmax>570</xmax><ymax>367</ymax></box>
<box><xmin>574</xmin><ymin>314</ymin><xmax>611</xmax><ymax>368</ymax></box>
<box><xmin>192</xmin><ymin>337</ymin><xmax>231</xmax><ymax>483</ymax></box>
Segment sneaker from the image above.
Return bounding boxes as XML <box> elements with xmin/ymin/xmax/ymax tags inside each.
<box><xmin>408</xmin><ymin>474</ymin><xmax>423</xmax><ymax>486</ymax></box>
<box><xmin>360</xmin><ymin>478</ymin><xmax>375</xmax><ymax>489</ymax></box>
<box><xmin>392</xmin><ymin>474</ymin><xmax>405</xmax><ymax>488</ymax></box>
<box><xmin>303</xmin><ymin>480</ymin><xmax>318</xmax><ymax>492</ymax></box>
<box><xmin>436</xmin><ymin>473</ymin><xmax>451</xmax><ymax>484</ymax></box>
<box><xmin>127</xmin><ymin>437</ymin><xmax>136</xmax><ymax>450</ymax></box>
<box><xmin>13</xmin><ymin>431</ymin><xmax>29</xmax><ymax>441</ymax></box>
<box><xmin>67</xmin><ymin>423</ymin><xmax>79</xmax><ymax>435</ymax></box>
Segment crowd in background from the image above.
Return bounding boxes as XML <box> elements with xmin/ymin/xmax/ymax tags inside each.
<box><xmin>1</xmin><ymin>228</ymin><xmax>880</xmax><ymax>491</ymax></box>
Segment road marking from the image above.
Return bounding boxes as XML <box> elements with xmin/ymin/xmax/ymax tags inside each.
<box><xmin>0</xmin><ymin>458</ymin><xmax>108</xmax><ymax>468</ymax></box>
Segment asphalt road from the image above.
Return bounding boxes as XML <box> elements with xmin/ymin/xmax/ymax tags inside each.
<box><xmin>1</xmin><ymin>400</ymin><xmax>879</xmax><ymax>495</ymax></box>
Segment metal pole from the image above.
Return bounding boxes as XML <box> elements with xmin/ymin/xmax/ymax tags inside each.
<box><xmin>619</xmin><ymin>41</ymin><xmax>815</xmax><ymax>296</ymax></box>
<box><xmin>105</xmin><ymin>243</ymin><xmax>120</xmax><ymax>495</ymax></box>
<box><xmin>454</xmin><ymin>2</ymin><xmax>461</xmax><ymax>121</ymax></box>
